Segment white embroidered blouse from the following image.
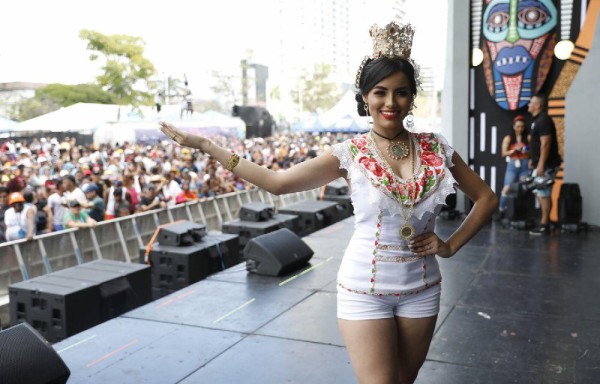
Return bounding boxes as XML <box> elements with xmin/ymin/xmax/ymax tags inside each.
<box><xmin>331</xmin><ymin>132</ymin><xmax>457</xmax><ymax>296</ymax></box>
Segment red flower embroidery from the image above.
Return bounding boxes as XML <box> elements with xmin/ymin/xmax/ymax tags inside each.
<box><xmin>420</xmin><ymin>140</ymin><xmax>432</xmax><ymax>151</ymax></box>
<box><xmin>359</xmin><ymin>157</ymin><xmax>385</xmax><ymax>177</ymax></box>
<box><xmin>422</xmin><ymin>151</ymin><xmax>443</xmax><ymax>167</ymax></box>
<box><xmin>352</xmin><ymin>137</ymin><xmax>369</xmax><ymax>154</ymax></box>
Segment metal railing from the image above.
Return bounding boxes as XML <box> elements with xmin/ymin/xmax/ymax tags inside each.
<box><xmin>0</xmin><ymin>187</ymin><xmax>321</xmax><ymax>303</ymax></box>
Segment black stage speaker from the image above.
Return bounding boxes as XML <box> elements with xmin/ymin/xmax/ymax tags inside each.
<box><xmin>0</xmin><ymin>322</ymin><xmax>70</xmax><ymax>384</ymax></box>
<box><xmin>505</xmin><ymin>181</ymin><xmax>536</xmax><ymax>221</ymax></box>
<box><xmin>54</xmin><ymin>260</ymin><xmax>152</xmax><ymax>321</ymax></box>
<box><xmin>232</xmin><ymin>105</ymin><xmax>274</xmax><ymax>138</ymax></box>
<box><xmin>558</xmin><ymin>183</ymin><xmax>582</xmax><ymax>225</ymax></box>
<box><xmin>243</xmin><ymin>228</ymin><xmax>313</xmax><ymax>276</ymax></box>
<box><xmin>439</xmin><ymin>193</ymin><xmax>459</xmax><ymax>220</ymax></box>
<box><xmin>222</xmin><ymin>213</ymin><xmax>299</xmax><ymax>250</ymax></box>
<box><xmin>9</xmin><ymin>260</ymin><xmax>151</xmax><ymax>342</ymax></box>
<box><xmin>158</xmin><ymin>221</ymin><xmax>206</xmax><ymax>246</ymax></box>
<box><xmin>239</xmin><ymin>202</ymin><xmax>275</xmax><ymax>222</ymax></box>
<box><xmin>279</xmin><ymin>200</ymin><xmax>340</xmax><ymax>237</ymax></box>
<box><xmin>324</xmin><ymin>179</ymin><xmax>349</xmax><ymax>196</ymax></box>
<box><xmin>321</xmin><ymin>194</ymin><xmax>354</xmax><ymax>218</ymax></box>
<box><xmin>10</xmin><ymin>275</ymin><xmax>101</xmax><ymax>342</ymax></box>
<box><xmin>147</xmin><ymin>232</ymin><xmax>240</xmax><ymax>299</ymax></box>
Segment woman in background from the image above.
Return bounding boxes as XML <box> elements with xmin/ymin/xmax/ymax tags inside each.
<box><xmin>499</xmin><ymin>115</ymin><xmax>531</xmax><ymax>215</ymax></box>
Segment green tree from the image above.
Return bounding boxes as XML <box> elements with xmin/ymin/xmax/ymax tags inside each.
<box><xmin>79</xmin><ymin>30</ymin><xmax>156</xmax><ymax>111</ymax></box>
<box><xmin>37</xmin><ymin>83</ymin><xmax>117</xmax><ymax>107</ymax></box>
<box><xmin>10</xmin><ymin>96</ymin><xmax>61</xmax><ymax>122</ymax></box>
<box><xmin>8</xmin><ymin>84</ymin><xmax>116</xmax><ymax>121</ymax></box>
<box><xmin>292</xmin><ymin>64</ymin><xmax>340</xmax><ymax>113</ymax></box>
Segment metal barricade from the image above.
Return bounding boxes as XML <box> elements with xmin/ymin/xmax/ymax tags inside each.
<box><xmin>0</xmin><ymin>242</ymin><xmax>25</xmax><ymax>298</ymax></box>
<box><xmin>0</xmin><ymin>186</ymin><xmax>326</xmax><ymax>301</ymax></box>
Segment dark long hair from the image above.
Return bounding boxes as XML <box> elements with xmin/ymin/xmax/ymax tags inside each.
<box><xmin>509</xmin><ymin>115</ymin><xmax>529</xmax><ymax>146</ymax></box>
<box><xmin>355</xmin><ymin>56</ymin><xmax>418</xmax><ymax>116</ymax></box>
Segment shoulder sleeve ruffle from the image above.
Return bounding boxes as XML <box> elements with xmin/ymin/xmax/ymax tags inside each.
<box><xmin>331</xmin><ymin>141</ymin><xmax>353</xmax><ymax>175</ymax></box>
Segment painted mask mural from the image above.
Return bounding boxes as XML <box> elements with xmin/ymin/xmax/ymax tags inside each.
<box><xmin>482</xmin><ymin>0</ymin><xmax>558</xmax><ymax>110</ymax></box>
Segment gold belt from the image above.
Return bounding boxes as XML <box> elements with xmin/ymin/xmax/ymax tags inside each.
<box><xmin>376</xmin><ymin>244</ymin><xmax>410</xmax><ymax>251</ymax></box>
<box><xmin>374</xmin><ymin>255</ymin><xmax>424</xmax><ymax>263</ymax></box>
<box><xmin>375</xmin><ymin>243</ymin><xmax>425</xmax><ymax>263</ymax></box>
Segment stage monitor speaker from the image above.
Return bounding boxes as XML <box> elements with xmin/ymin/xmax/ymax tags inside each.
<box><xmin>243</xmin><ymin>228</ymin><xmax>313</xmax><ymax>276</ymax></box>
<box><xmin>158</xmin><ymin>221</ymin><xmax>206</xmax><ymax>246</ymax></box>
<box><xmin>324</xmin><ymin>179</ymin><xmax>349</xmax><ymax>196</ymax></box>
<box><xmin>505</xmin><ymin>182</ymin><xmax>536</xmax><ymax>221</ymax></box>
<box><xmin>240</xmin><ymin>202</ymin><xmax>275</xmax><ymax>222</ymax></box>
<box><xmin>558</xmin><ymin>183</ymin><xmax>582</xmax><ymax>225</ymax></box>
<box><xmin>439</xmin><ymin>192</ymin><xmax>459</xmax><ymax>220</ymax></box>
<box><xmin>0</xmin><ymin>322</ymin><xmax>70</xmax><ymax>384</ymax></box>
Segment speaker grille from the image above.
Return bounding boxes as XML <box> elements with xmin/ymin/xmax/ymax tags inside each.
<box><xmin>0</xmin><ymin>323</ymin><xmax>70</xmax><ymax>384</ymax></box>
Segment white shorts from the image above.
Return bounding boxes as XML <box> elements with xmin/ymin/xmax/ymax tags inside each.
<box><xmin>337</xmin><ymin>285</ymin><xmax>441</xmax><ymax>320</ymax></box>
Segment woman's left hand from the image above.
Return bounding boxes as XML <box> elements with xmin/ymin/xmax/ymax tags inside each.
<box><xmin>409</xmin><ymin>231</ymin><xmax>452</xmax><ymax>258</ymax></box>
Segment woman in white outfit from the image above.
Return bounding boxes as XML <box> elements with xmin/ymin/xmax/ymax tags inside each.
<box><xmin>159</xmin><ymin>21</ymin><xmax>497</xmax><ymax>384</ymax></box>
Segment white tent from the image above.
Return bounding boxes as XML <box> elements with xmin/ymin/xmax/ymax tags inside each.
<box><xmin>0</xmin><ymin>117</ymin><xmax>18</xmax><ymax>136</ymax></box>
<box><xmin>293</xmin><ymin>90</ymin><xmax>369</xmax><ymax>133</ymax></box>
<box><xmin>93</xmin><ymin>114</ymin><xmax>246</xmax><ymax>146</ymax></box>
<box><xmin>13</xmin><ymin>103</ymin><xmax>121</xmax><ymax>134</ymax></box>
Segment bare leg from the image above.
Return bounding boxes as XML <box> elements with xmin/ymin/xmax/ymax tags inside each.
<box><xmin>395</xmin><ymin>316</ymin><xmax>438</xmax><ymax>383</ymax></box>
<box><xmin>338</xmin><ymin>315</ymin><xmax>437</xmax><ymax>384</ymax></box>
<box><xmin>338</xmin><ymin>318</ymin><xmax>399</xmax><ymax>384</ymax></box>
<box><xmin>538</xmin><ymin>196</ymin><xmax>551</xmax><ymax>225</ymax></box>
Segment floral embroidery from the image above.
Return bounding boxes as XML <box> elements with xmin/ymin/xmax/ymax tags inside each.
<box><xmin>337</xmin><ymin>278</ymin><xmax>442</xmax><ymax>297</ymax></box>
<box><xmin>358</xmin><ymin>157</ymin><xmax>389</xmax><ymax>179</ymax></box>
<box><xmin>369</xmin><ymin>209</ymin><xmax>384</xmax><ymax>294</ymax></box>
<box><xmin>349</xmin><ymin>132</ymin><xmax>448</xmax><ymax>206</ymax></box>
<box><xmin>422</xmin><ymin>151</ymin><xmax>443</xmax><ymax>167</ymax></box>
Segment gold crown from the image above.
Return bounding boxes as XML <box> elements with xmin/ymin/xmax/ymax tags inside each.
<box><xmin>370</xmin><ymin>22</ymin><xmax>415</xmax><ymax>59</ymax></box>
<box><xmin>355</xmin><ymin>22</ymin><xmax>416</xmax><ymax>89</ymax></box>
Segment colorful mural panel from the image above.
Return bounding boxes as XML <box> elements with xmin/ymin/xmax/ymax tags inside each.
<box><xmin>481</xmin><ymin>0</ymin><xmax>558</xmax><ymax>110</ymax></box>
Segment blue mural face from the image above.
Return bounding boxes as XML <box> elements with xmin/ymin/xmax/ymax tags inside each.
<box><xmin>482</xmin><ymin>0</ymin><xmax>557</xmax><ymax>110</ymax></box>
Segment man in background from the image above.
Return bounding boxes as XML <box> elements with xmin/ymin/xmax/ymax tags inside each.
<box><xmin>527</xmin><ymin>94</ymin><xmax>562</xmax><ymax>235</ymax></box>
<box><xmin>83</xmin><ymin>184</ymin><xmax>105</xmax><ymax>222</ymax></box>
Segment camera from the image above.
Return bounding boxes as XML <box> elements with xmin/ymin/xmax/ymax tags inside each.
<box><xmin>521</xmin><ymin>173</ymin><xmax>554</xmax><ymax>192</ymax></box>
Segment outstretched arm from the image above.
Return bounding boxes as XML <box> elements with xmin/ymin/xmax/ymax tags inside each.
<box><xmin>159</xmin><ymin>122</ymin><xmax>345</xmax><ymax>195</ymax></box>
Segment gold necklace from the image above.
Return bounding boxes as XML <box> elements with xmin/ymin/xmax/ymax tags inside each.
<box><xmin>370</xmin><ymin>129</ymin><xmax>410</xmax><ymax>160</ymax></box>
<box><xmin>398</xmin><ymin>142</ymin><xmax>417</xmax><ymax>241</ymax></box>
<box><xmin>367</xmin><ymin>132</ymin><xmax>417</xmax><ymax>240</ymax></box>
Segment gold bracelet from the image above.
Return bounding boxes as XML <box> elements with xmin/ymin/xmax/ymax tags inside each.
<box><xmin>226</xmin><ymin>152</ymin><xmax>240</xmax><ymax>172</ymax></box>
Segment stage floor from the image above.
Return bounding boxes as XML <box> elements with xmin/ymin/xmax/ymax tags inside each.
<box><xmin>53</xmin><ymin>217</ymin><xmax>600</xmax><ymax>383</ymax></box>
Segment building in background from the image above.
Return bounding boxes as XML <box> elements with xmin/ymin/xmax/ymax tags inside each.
<box><xmin>0</xmin><ymin>82</ymin><xmax>46</xmax><ymax>118</ymax></box>
<box><xmin>267</xmin><ymin>0</ymin><xmax>440</xmax><ymax>124</ymax></box>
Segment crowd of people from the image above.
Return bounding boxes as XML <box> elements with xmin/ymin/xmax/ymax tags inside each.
<box><xmin>0</xmin><ymin>131</ymin><xmax>352</xmax><ymax>243</ymax></box>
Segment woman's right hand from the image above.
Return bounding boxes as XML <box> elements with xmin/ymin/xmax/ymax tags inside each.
<box><xmin>159</xmin><ymin>122</ymin><xmax>211</xmax><ymax>152</ymax></box>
